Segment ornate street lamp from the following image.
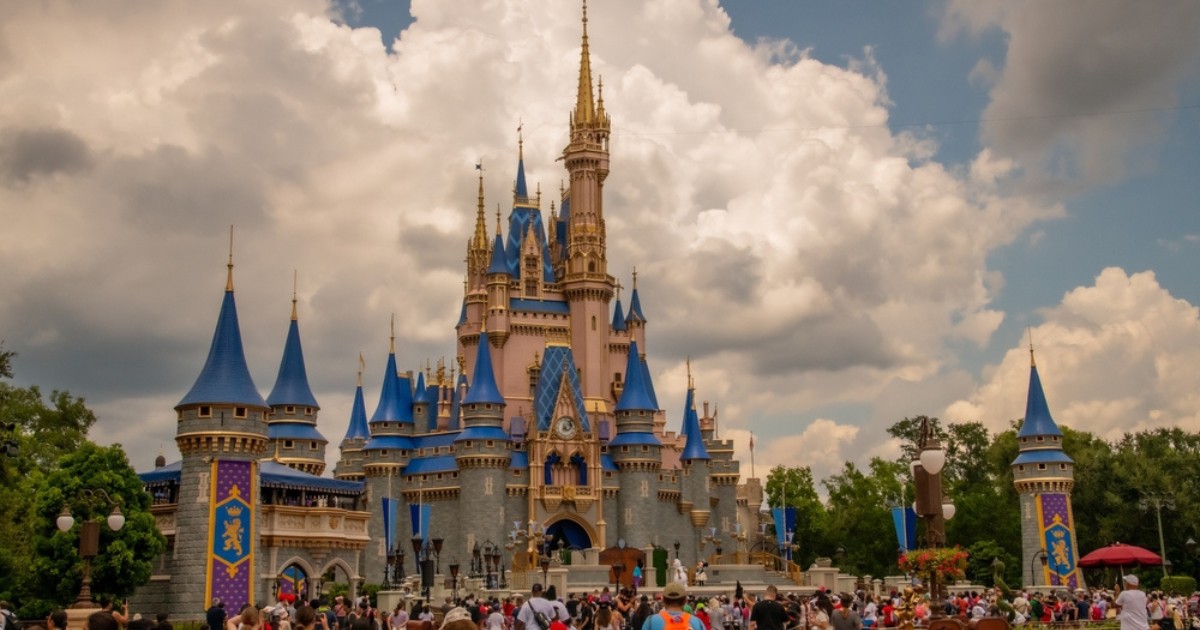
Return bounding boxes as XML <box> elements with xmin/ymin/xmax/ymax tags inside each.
<box><xmin>673</xmin><ymin>540</ymin><xmax>681</xmax><ymax>560</ymax></box>
<box><xmin>540</xmin><ymin>555</ymin><xmax>551</xmax><ymax>588</ymax></box>
<box><xmin>56</xmin><ymin>489</ymin><xmax>126</xmax><ymax>609</ymax></box>
<box><xmin>612</xmin><ymin>562</ymin><xmax>625</xmax><ymax>589</ymax></box>
<box><xmin>1029</xmin><ymin>549</ymin><xmax>1048</xmax><ymax>585</ymax></box>
<box><xmin>449</xmin><ymin>562</ymin><xmax>460</xmax><ymax>602</ymax></box>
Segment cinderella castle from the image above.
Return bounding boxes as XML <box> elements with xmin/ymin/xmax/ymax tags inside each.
<box><xmin>134</xmin><ymin>2</ymin><xmax>748</xmax><ymax>613</ymax></box>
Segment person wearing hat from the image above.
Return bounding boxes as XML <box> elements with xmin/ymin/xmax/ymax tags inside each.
<box><xmin>516</xmin><ymin>584</ymin><xmax>569</xmax><ymax>630</ymax></box>
<box><xmin>1117</xmin><ymin>575</ymin><xmax>1149</xmax><ymax>630</ymax></box>
<box><xmin>641</xmin><ymin>583</ymin><xmax>704</xmax><ymax>630</ymax></box>
<box><xmin>440</xmin><ymin>608</ymin><xmax>475</xmax><ymax>630</ymax></box>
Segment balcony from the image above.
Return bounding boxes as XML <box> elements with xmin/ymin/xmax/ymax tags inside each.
<box><xmin>260</xmin><ymin>505</ymin><xmax>371</xmax><ymax>550</ymax></box>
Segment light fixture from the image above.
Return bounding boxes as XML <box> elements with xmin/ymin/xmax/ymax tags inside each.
<box><xmin>920</xmin><ymin>447</ymin><xmax>946</xmax><ymax>475</ymax></box>
<box><xmin>941</xmin><ymin>500</ymin><xmax>956</xmax><ymax>521</ymax></box>
<box><xmin>57</xmin><ymin>505</ymin><xmax>75</xmax><ymax>532</ymax></box>
<box><xmin>107</xmin><ymin>506</ymin><xmax>126</xmax><ymax>532</ymax></box>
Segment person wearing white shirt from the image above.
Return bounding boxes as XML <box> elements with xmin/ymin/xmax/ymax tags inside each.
<box><xmin>1116</xmin><ymin>575</ymin><xmax>1150</xmax><ymax>630</ymax></box>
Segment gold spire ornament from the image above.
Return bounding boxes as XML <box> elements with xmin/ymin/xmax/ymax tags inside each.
<box><xmin>226</xmin><ymin>225</ymin><xmax>235</xmax><ymax>292</ymax></box>
<box><xmin>357</xmin><ymin>352</ymin><xmax>365</xmax><ymax>387</ymax></box>
<box><xmin>291</xmin><ymin>270</ymin><xmax>299</xmax><ymax>321</ymax></box>
<box><xmin>574</xmin><ymin>0</ymin><xmax>596</xmax><ymax>125</ymax></box>
<box><xmin>389</xmin><ymin>314</ymin><xmax>396</xmax><ymax>354</ymax></box>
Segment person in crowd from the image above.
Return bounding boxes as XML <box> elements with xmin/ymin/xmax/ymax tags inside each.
<box><xmin>641</xmin><ymin>583</ymin><xmax>704</xmax><ymax>630</ymax></box>
<box><xmin>1116</xmin><ymin>575</ymin><xmax>1150</xmax><ymax>630</ymax></box>
<box><xmin>829</xmin><ymin>595</ymin><xmax>861</xmax><ymax>630</ymax></box>
<box><xmin>46</xmin><ymin>610</ymin><xmax>69</xmax><ymax>630</ymax></box>
<box><xmin>748</xmin><ymin>586</ymin><xmax>788</xmax><ymax>630</ymax></box>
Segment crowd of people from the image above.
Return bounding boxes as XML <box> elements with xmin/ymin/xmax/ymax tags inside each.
<box><xmin>4</xmin><ymin>574</ymin><xmax>1198</xmax><ymax>630</ymax></box>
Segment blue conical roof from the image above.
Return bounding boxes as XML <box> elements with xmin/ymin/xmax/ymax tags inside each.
<box><xmin>611</xmin><ymin>299</ymin><xmax>627</xmax><ymax>332</ymax></box>
<box><xmin>370</xmin><ymin>351</ymin><xmax>404</xmax><ymax>423</ymax></box>
<box><xmin>515</xmin><ymin>155</ymin><xmax>529</xmax><ymax>199</ymax></box>
<box><xmin>413</xmin><ymin>372</ymin><xmax>429</xmax><ymax>404</ymax></box>
<box><xmin>178</xmin><ymin>288</ymin><xmax>266</xmax><ymax>409</ymax></box>
<box><xmin>627</xmin><ymin>287</ymin><xmax>647</xmax><ymax>323</ymax></box>
<box><xmin>487</xmin><ymin>233</ymin><xmax>509</xmax><ymax>275</ymax></box>
<box><xmin>266</xmin><ymin>317</ymin><xmax>319</xmax><ymax>408</ymax></box>
<box><xmin>1017</xmin><ymin>361</ymin><xmax>1063</xmax><ymax>438</ymax></box>
<box><xmin>680</xmin><ymin>387</ymin><xmax>709</xmax><ymax>461</ymax></box>
<box><xmin>615</xmin><ymin>341</ymin><xmax>656</xmax><ymax>412</ymax></box>
<box><xmin>342</xmin><ymin>383</ymin><xmax>370</xmax><ymax>441</ymax></box>
<box><xmin>464</xmin><ymin>331</ymin><xmax>505</xmax><ymax>405</ymax></box>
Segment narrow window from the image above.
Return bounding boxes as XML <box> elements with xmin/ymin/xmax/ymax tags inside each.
<box><xmin>284</xmin><ymin>440</ymin><xmax>294</xmax><ymax>449</ymax></box>
<box><xmin>285</xmin><ymin>406</ymin><xmax>295</xmax><ymax>414</ymax></box>
<box><xmin>199</xmin><ymin>406</ymin><xmax>212</xmax><ymax>418</ymax></box>
<box><xmin>234</xmin><ymin>407</ymin><xmax>247</xmax><ymax>418</ymax></box>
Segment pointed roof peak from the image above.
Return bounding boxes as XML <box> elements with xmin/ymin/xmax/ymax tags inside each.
<box><xmin>290</xmin><ymin>270</ymin><xmax>299</xmax><ymax>321</ymax></box>
<box><xmin>1028</xmin><ymin>327</ymin><xmax>1037</xmax><ymax>367</ymax></box>
<box><xmin>177</xmin><ymin>260</ymin><xmax>266</xmax><ymax>409</ymax></box>
<box><xmin>487</xmin><ymin>232</ymin><xmax>510</xmax><ymax>275</ymax></box>
<box><xmin>266</xmin><ymin>304</ymin><xmax>319</xmax><ymax>409</ymax></box>
<box><xmin>413</xmin><ymin>371</ymin><xmax>429</xmax><ymax>404</ymax></box>
<box><xmin>389</xmin><ymin>314</ymin><xmax>396</xmax><ymax>354</ymax></box>
<box><xmin>573</xmin><ymin>0</ymin><xmax>596</xmax><ymax>125</ymax></box>
<box><xmin>342</xmin><ymin>378</ymin><xmax>370</xmax><ymax>442</ymax></box>
<box><xmin>611</xmin><ymin>298</ymin><xmax>627</xmax><ymax>331</ymax></box>
<box><xmin>463</xmin><ymin>330</ymin><xmax>505</xmax><ymax>405</ymax></box>
<box><xmin>680</xmin><ymin>385</ymin><xmax>709</xmax><ymax>461</ymax></box>
<box><xmin>515</xmin><ymin>123</ymin><xmax>529</xmax><ymax>200</ymax></box>
<box><xmin>615</xmin><ymin>341</ymin><xmax>655</xmax><ymax>412</ymax></box>
<box><xmin>1018</xmin><ymin>359</ymin><xmax>1063</xmax><ymax>439</ymax></box>
<box><xmin>473</xmin><ymin>160</ymin><xmax>489</xmax><ymax>248</ymax></box>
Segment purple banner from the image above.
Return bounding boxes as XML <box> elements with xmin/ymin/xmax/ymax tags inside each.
<box><xmin>206</xmin><ymin>459</ymin><xmax>255</xmax><ymax>610</ymax></box>
<box><xmin>1037</xmin><ymin>493</ymin><xmax>1081</xmax><ymax>590</ymax></box>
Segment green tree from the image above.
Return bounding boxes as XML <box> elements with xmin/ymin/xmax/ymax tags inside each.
<box><xmin>27</xmin><ymin>442</ymin><xmax>166</xmax><ymax>612</ymax></box>
<box><xmin>764</xmin><ymin>465</ymin><xmax>827</xmax><ymax>566</ymax></box>
<box><xmin>965</xmin><ymin>539</ymin><xmax>1019</xmax><ymax>587</ymax></box>
<box><xmin>0</xmin><ymin>351</ymin><xmax>99</xmax><ymax>610</ymax></box>
<box><xmin>821</xmin><ymin>458</ymin><xmax>908</xmax><ymax>578</ymax></box>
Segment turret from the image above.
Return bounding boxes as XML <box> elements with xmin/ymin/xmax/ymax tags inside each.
<box><xmin>265</xmin><ymin>288</ymin><xmax>326</xmax><ymax>475</ymax></box>
<box><xmin>1012</xmin><ymin>345</ymin><xmax>1084</xmax><ymax>591</ymax></box>
<box><xmin>455</xmin><ymin>328</ymin><xmax>511</xmax><ymax>547</ymax></box>
<box><xmin>626</xmin><ymin>270</ymin><xmax>648</xmax><ymax>350</ymax></box>
<box><xmin>334</xmin><ymin>356</ymin><xmax>371</xmax><ymax>480</ymax></box>
<box><xmin>609</xmin><ymin>341</ymin><xmax>660</xmax><ymax>549</ymax></box>
<box><xmin>171</xmin><ymin>234</ymin><xmax>267</xmax><ymax>614</ymax></box>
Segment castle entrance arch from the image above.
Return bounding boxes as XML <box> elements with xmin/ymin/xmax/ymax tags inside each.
<box><xmin>546</xmin><ymin>518</ymin><xmax>592</xmax><ymax>553</ymax></box>
<box><xmin>280</xmin><ymin>564</ymin><xmax>310</xmax><ymax>602</ymax></box>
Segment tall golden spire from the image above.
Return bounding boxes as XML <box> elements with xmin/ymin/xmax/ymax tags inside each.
<box><xmin>1029</xmin><ymin>328</ymin><xmax>1036</xmax><ymax>367</ymax></box>
<box><xmin>291</xmin><ymin>270</ymin><xmax>298</xmax><ymax>321</ymax></box>
<box><xmin>389</xmin><ymin>314</ymin><xmax>396</xmax><ymax>354</ymax></box>
<box><xmin>357</xmin><ymin>352</ymin><xmax>365</xmax><ymax>387</ymax></box>
<box><xmin>226</xmin><ymin>225</ymin><xmax>235</xmax><ymax>291</ymax></box>
<box><xmin>574</xmin><ymin>0</ymin><xmax>596</xmax><ymax>125</ymax></box>
<box><xmin>473</xmin><ymin>161</ymin><xmax>488</xmax><ymax>248</ymax></box>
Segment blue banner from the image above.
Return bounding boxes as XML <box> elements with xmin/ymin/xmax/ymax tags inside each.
<box><xmin>382</xmin><ymin>498</ymin><xmax>397</xmax><ymax>551</ymax></box>
<box><xmin>771</xmin><ymin>507</ymin><xmax>796</xmax><ymax>545</ymax></box>
<box><xmin>892</xmin><ymin>506</ymin><xmax>916</xmax><ymax>552</ymax></box>
<box><xmin>409</xmin><ymin>503</ymin><xmax>431</xmax><ymax>540</ymax></box>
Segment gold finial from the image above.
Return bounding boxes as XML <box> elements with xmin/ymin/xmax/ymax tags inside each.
<box><xmin>1029</xmin><ymin>328</ymin><xmax>1036</xmax><ymax>367</ymax></box>
<box><xmin>496</xmin><ymin>203</ymin><xmax>502</xmax><ymax>236</ymax></box>
<box><xmin>518</xmin><ymin>119</ymin><xmax>524</xmax><ymax>159</ymax></box>
<box><xmin>273</xmin><ymin>440</ymin><xmax>281</xmax><ymax>462</ymax></box>
<box><xmin>226</xmin><ymin>225</ymin><xmax>235</xmax><ymax>291</ymax></box>
<box><xmin>536</xmin><ymin>182</ymin><xmax>542</xmax><ymax>208</ymax></box>
<box><xmin>597</xmin><ymin>75</ymin><xmax>607</xmax><ymax>119</ymax></box>
<box><xmin>291</xmin><ymin>270</ymin><xmax>298</xmax><ymax>321</ymax></box>
<box><xmin>687</xmin><ymin>356</ymin><xmax>694</xmax><ymax>391</ymax></box>
<box><xmin>481</xmin><ymin>310</ymin><xmax>488</xmax><ymax>333</ymax></box>
<box><xmin>574</xmin><ymin>0</ymin><xmax>596</xmax><ymax>125</ymax></box>
<box><xmin>615</xmin><ymin>279</ymin><xmax>622</xmax><ymax>301</ymax></box>
<box><xmin>426</xmin><ymin>358</ymin><xmax>433</xmax><ymax>380</ymax></box>
<box><xmin>437</xmin><ymin>357</ymin><xmax>446</xmax><ymax>386</ymax></box>
<box><xmin>357</xmin><ymin>352</ymin><xmax>365</xmax><ymax>387</ymax></box>
<box><xmin>450</xmin><ymin>360</ymin><xmax>457</xmax><ymax>384</ymax></box>
<box><xmin>389</xmin><ymin>314</ymin><xmax>396</xmax><ymax>354</ymax></box>
<box><xmin>632</xmin><ymin>267</ymin><xmax>638</xmax><ymax>289</ymax></box>
<box><xmin>560</xmin><ymin>180</ymin><xmax>565</xmax><ymax>198</ymax></box>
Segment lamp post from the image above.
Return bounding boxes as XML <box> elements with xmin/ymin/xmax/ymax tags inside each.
<box><xmin>1139</xmin><ymin>492</ymin><xmax>1176</xmax><ymax>578</ymax></box>
<box><xmin>612</xmin><ymin>562</ymin><xmax>625</xmax><ymax>589</ymax></box>
<box><xmin>55</xmin><ymin>489</ymin><xmax>126</xmax><ymax>609</ymax></box>
<box><xmin>449</xmin><ymin>562</ymin><xmax>460</xmax><ymax>602</ymax></box>
<box><xmin>491</xmin><ymin>548</ymin><xmax>504</xmax><ymax>589</ymax></box>
<box><xmin>673</xmin><ymin>540</ymin><xmax>680</xmax><ymax>561</ymax></box>
<box><xmin>432</xmin><ymin>536</ymin><xmax>445</xmax><ymax>575</ymax></box>
<box><xmin>1029</xmin><ymin>549</ymin><xmax>1048</xmax><ymax>588</ymax></box>
<box><xmin>472</xmin><ymin>542</ymin><xmax>483</xmax><ymax>578</ymax></box>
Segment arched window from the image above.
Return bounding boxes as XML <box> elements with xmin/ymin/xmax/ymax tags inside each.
<box><xmin>544</xmin><ymin>452</ymin><xmax>562</xmax><ymax>485</ymax></box>
<box><xmin>570</xmin><ymin>453</ymin><xmax>587</xmax><ymax>485</ymax></box>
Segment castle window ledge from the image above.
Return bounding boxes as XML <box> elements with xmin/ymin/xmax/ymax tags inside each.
<box><xmin>260</xmin><ymin>504</ymin><xmax>371</xmax><ymax>543</ymax></box>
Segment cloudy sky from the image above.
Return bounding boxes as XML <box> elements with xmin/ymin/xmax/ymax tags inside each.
<box><xmin>2</xmin><ymin>0</ymin><xmax>1199</xmax><ymax>484</ymax></box>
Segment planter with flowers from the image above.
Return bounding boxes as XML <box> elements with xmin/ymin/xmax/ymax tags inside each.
<box><xmin>898</xmin><ymin>546</ymin><xmax>969</xmax><ymax>596</ymax></box>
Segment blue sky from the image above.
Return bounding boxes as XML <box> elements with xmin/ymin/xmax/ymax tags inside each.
<box><xmin>2</xmin><ymin>0</ymin><xmax>1199</xmax><ymax>481</ymax></box>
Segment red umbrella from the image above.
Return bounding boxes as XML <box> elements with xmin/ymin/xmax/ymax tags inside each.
<box><xmin>1078</xmin><ymin>543</ymin><xmax>1162</xmax><ymax>568</ymax></box>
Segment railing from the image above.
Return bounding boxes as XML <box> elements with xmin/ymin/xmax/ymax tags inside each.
<box><xmin>260</xmin><ymin>505</ymin><xmax>370</xmax><ymax>547</ymax></box>
<box><xmin>749</xmin><ymin>551</ymin><xmax>805</xmax><ymax>586</ymax></box>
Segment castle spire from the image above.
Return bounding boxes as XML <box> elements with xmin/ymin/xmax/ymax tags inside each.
<box><xmin>341</xmin><ymin>360</ymin><xmax>370</xmax><ymax>442</ymax></box>
<box><xmin>463</xmin><ymin>329</ymin><xmax>505</xmax><ymax>405</ymax></box>
<box><xmin>680</xmin><ymin>371</ymin><xmax>709</xmax><ymax>461</ymax></box>
<box><xmin>473</xmin><ymin>161</ymin><xmax>488</xmax><ymax>249</ymax></box>
<box><xmin>177</xmin><ymin>246</ymin><xmax>266</xmax><ymax>409</ymax></box>
<box><xmin>515</xmin><ymin>123</ymin><xmax>529</xmax><ymax>200</ymax></box>
<box><xmin>266</xmin><ymin>285</ymin><xmax>319</xmax><ymax>409</ymax></box>
<box><xmin>574</xmin><ymin>0</ymin><xmax>596</xmax><ymax>125</ymax></box>
<box><xmin>1017</xmin><ymin>351</ymin><xmax>1063</xmax><ymax>439</ymax></box>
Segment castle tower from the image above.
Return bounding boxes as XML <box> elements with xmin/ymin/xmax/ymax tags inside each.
<box><xmin>334</xmin><ymin>356</ymin><xmax>371</xmax><ymax>480</ymax></box>
<box><xmin>1012</xmin><ymin>348</ymin><xmax>1085</xmax><ymax>590</ymax></box>
<box><xmin>609</xmin><ymin>341</ymin><xmax>661</xmax><ymax>548</ymax></box>
<box><xmin>679</xmin><ymin>368</ymin><xmax>712</xmax><ymax>555</ymax></box>
<box><xmin>562</xmin><ymin>0</ymin><xmax>615</xmax><ymax>409</ymax></box>
<box><xmin>172</xmin><ymin>243</ymin><xmax>268</xmax><ymax>613</ymax></box>
<box><xmin>454</xmin><ymin>328</ymin><xmax>511</xmax><ymax>554</ymax></box>
<box><xmin>625</xmin><ymin>273</ymin><xmax>647</xmax><ymax>351</ymax></box>
<box><xmin>265</xmin><ymin>288</ymin><xmax>327</xmax><ymax>475</ymax></box>
<box><xmin>361</xmin><ymin>325</ymin><xmax>415</xmax><ymax>583</ymax></box>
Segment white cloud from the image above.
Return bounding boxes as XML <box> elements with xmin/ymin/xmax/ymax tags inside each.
<box><xmin>0</xmin><ymin>0</ymin><xmax>1071</xmax><ymax>475</ymax></box>
<box><xmin>941</xmin><ymin>1</ymin><xmax>1200</xmax><ymax>181</ymax></box>
<box><xmin>945</xmin><ymin>268</ymin><xmax>1200</xmax><ymax>440</ymax></box>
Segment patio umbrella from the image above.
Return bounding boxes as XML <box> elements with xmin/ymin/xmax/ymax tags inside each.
<box><xmin>1078</xmin><ymin>543</ymin><xmax>1162</xmax><ymax>568</ymax></box>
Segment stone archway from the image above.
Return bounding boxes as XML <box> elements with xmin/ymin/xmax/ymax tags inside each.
<box><xmin>546</xmin><ymin>517</ymin><xmax>593</xmax><ymax>550</ymax></box>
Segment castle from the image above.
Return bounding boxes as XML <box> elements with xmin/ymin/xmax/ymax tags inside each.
<box><xmin>135</xmin><ymin>2</ymin><xmax>745</xmax><ymax>613</ymax></box>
